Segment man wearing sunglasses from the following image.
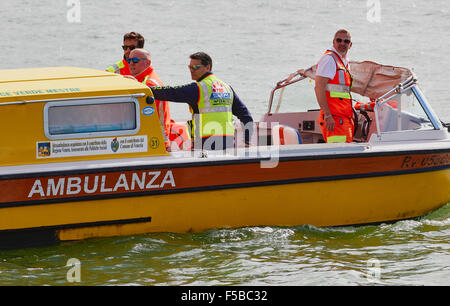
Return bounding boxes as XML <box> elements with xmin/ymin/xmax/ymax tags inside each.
<box><xmin>315</xmin><ymin>29</ymin><xmax>354</xmax><ymax>143</ymax></box>
<box><xmin>150</xmin><ymin>52</ymin><xmax>253</xmax><ymax>151</ymax></box>
<box><xmin>106</xmin><ymin>32</ymin><xmax>145</xmax><ymax>75</ymax></box>
<box><xmin>288</xmin><ymin>29</ymin><xmax>354</xmax><ymax>143</ymax></box>
<box><xmin>127</xmin><ymin>48</ymin><xmax>172</xmax><ymax>149</ymax></box>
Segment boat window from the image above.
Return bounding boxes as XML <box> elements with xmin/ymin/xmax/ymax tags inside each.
<box><xmin>44</xmin><ymin>97</ymin><xmax>140</xmax><ymax>139</ymax></box>
<box><xmin>376</xmin><ymin>88</ymin><xmax>434</xmax><ymax>133</ymax></box>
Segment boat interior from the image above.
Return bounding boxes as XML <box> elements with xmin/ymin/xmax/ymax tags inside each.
<box><xmin>231</xmin><ymin>60</ymin><xmax>447</xmax><ymax>149</ymax></box>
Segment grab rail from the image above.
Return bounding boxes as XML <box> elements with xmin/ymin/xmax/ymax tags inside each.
<box><xmin>0</xmin><ymin>93</ymin><xmax>146</xmax><ymax>106</ymax></box>
<box><xmin>267</xmin><ymin>69</ymin><xmax>310</xmax><ymax>114</ymax></box>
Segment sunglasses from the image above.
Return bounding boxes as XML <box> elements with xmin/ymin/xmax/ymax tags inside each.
<box><xmin>122</xmin><ymin>45</ymin><xmax>136</xmax><ymax>51</ymax></box>
<box><xmin>126</xmin><ymin>57</ymin><xmax>148</xmax><ymax>64</ymax></box>
<box><xmin>336</xmin><ymin>38</ymin><xmax>351</xmax><ymax>44</ymax></box>
<box><xmin>188</xmin><ymin>64</ymin><xmax>203</xmax><ymax>71</ymax></box>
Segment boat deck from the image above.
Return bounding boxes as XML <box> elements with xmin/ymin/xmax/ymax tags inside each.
<box><xmin>1</xmin><ymin>138</ymin><xmax>448</xmax><ymax>177</ymax></box>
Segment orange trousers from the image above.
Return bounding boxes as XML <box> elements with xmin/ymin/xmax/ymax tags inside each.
<box><xmin>318</xmin><ymin>111</ymin><xmax>354</xmax><ymax>143</ymax></box>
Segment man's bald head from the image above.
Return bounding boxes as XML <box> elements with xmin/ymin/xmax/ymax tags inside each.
<box><xmin>128</xmin><ymin>48</ymin><xmax>151</xmax><ymax>76</ymax></box>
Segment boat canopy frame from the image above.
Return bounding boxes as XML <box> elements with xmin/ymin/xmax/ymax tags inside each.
<box><xmin>373</xmin><ymin>76</ymin><xmax>443</xmax><ymax>133</ymax></box>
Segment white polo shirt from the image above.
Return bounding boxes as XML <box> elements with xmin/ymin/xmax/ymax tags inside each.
<box><xmin>316</xmin><ymin>47</ymin><xmax>349</xmax><ymax>79</ymax></box>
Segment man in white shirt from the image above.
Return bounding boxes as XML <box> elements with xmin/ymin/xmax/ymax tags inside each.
<box><xmin>315</xmin><ymin>30</ymin><xmax>352</xmax><ymax>136</ymax></box>
<box><xmin>316</xmin><ymin>46</ymin><xmax>350</xmax><ymax>80</ymax></box>
<box><xmin>288</xmin><ymin>29</ymin><xmax>354</xmax><ymax>143</ymax></box>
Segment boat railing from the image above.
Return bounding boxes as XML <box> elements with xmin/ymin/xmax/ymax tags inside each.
<box><xmin>267</xmin><ymin>65</ymin><xmax>446</xmax><ymax>142</ymax></box>
<box><xmin>373</xmin><ymin>75</ymin><xmax>415</xmax><ymax>134</ymax></box>
<box><xmin>267</xmin><ymin>66</ymin><xmax>313</xmax><ymax>114</ymax></box>
<box><xmin>374</xmin><ymin>75</ymin><xmax>417</xmax><ymax>106</ymax></box>
<box><xmin>373</xmin><ymin>74</ymin><xmax>443</xmax><ymax>134</ymax></box>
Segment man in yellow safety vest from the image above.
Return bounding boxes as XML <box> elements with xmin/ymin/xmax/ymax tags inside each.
<box><xmin>150</xmin><ymin>52</ymin><xmax>253</xmax><ymax>150</ymax></box>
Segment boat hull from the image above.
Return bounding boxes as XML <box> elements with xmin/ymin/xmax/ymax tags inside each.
<box><xmin>0</xmin><ymin>149</ymin><xmax>448</xmax><ymax>248</ymax></box>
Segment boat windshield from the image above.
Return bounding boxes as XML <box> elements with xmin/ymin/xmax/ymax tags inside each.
<box><xmin>375</xmin><ymin>86</ymin><xmax>435</xmax><ymax>133</ymax></box>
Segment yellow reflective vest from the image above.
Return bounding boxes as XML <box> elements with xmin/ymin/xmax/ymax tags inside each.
<box><xmin>192</xmin><ymin>74</ymin><xmax>235</xmax><ymax>139</ymax></box>
<box><xmin>105</xmin><ymin>59</ymin><xmax>130</xmax><ymax>75</ymax></box>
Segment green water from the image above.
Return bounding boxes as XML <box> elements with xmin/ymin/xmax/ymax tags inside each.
<box><xmin>1</xmin><ymin>204</ymin><xmax>448</xmax><ymax>286</ymax></box>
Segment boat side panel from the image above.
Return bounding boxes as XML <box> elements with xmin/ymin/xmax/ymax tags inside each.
<box><xmin>0</xmin><ymin>169</ymin><xmax>448</xmax><ymax>242</ymax></box>
<box><xmin>0</xmin><ymin>152</ymin><xmax>448</xmax><ymax>207</ymax></box>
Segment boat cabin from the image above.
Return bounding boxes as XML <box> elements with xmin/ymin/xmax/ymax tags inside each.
<box><xmin>0</xmin><ymin>67</ymin><xmax>168</xmax><ymax>167</ymax></box>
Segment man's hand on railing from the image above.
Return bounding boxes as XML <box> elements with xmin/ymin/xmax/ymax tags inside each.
<box><xmin>284</xmin><ymin>69</ymin><xmax>307</xmax><ymax>83</ymax></box>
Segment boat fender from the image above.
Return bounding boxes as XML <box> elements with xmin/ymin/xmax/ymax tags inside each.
<box><xmin>272</xmin><ymin>124</ymin><xmax>302</xmax><ymax>145</ymax></box>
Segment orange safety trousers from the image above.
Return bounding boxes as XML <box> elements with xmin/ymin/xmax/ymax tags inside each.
<box><xmin>318</xmin><ymin>110</ymin><xmax>354</xmax><ymax>143</ymax></box>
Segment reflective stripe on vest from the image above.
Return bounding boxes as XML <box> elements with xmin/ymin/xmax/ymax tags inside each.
<box><xmin>326</xmin><ymin>84</ymin><xmax>351</xmax><ymax>98</ymax></box>
<box><xmin>327</xmin><ymin>135</ymin><xmax>347</xmax><ymax>143</ymax></box>
<box><xmin>195</xmin><ymin>75</ymin><xmax>234</xmax><ymax>138</ymax></box>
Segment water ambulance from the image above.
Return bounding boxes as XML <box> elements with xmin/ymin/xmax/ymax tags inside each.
<box><xmin>0</xmin><ymin>63</ymin><xmax>448</xmax><ymax>248</ymax></box>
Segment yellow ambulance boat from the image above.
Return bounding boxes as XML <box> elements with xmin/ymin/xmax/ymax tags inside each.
<box><xmin>0</xmin><ymin>64</ymin><xmax>448</xmax><ymax>249</ymax></box>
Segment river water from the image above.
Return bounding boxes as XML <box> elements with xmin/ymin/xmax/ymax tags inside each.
<box><xmin>0</xmin><ymin>0</ymin><xmax>449</xmax><ymax>287</ymax></box>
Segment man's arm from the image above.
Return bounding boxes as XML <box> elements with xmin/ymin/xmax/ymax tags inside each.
<box><xmin>150</xmin><ymin>83</ymin><xmax>199</xmax><ymax>109</ymax></box>
<box><xmin>314</xmin><ymin>76</ymin><xmax>334</xmax><ymax>131</ymax></box>
<box><xmin>315</xmin><ymin>54</ymin><xmax>337</xmax><ymax>132</ymax></box>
